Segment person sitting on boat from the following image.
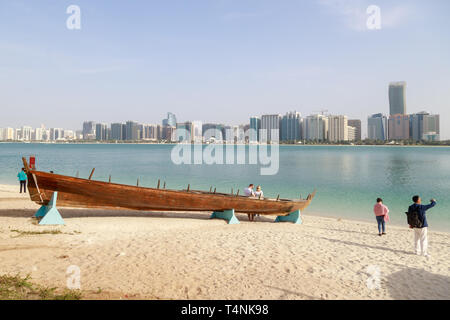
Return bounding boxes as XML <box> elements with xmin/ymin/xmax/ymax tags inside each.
<box><xmin>244</xmin><ymin>184</ymin><xmax>255</xmax><ymax>197</ymax></box>
<box><xmin>254</xmin><ymin>185</ymin><xmax>264</xmax><ymax>199</ymax></box>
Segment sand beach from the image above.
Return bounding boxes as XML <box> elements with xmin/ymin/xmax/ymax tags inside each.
<box><xmin>0</xmin><ymin>184</ymin><xmax>449</xmax><ymax>300</ymax></box>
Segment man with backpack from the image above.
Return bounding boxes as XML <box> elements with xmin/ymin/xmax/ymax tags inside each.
<box><xmin>407</xmin><ymin>196</ymin><xmax>437</xmax><ymax>257</ymax></box>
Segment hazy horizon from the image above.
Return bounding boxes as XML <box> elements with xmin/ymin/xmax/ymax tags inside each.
<box><xmin>1</xmin><ymin>0</ymin><xmax>449</xmax><ymax>139</ymax></box>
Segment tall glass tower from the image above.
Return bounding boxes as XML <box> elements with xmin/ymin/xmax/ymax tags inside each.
<box><xmin>249</xmin><ymin>116</ymin><xmax>261</xmax><ymax>143</ymax></box>
<box><xmin>389</xmin><ymin>82</ymin><xmax>407</xmax><ymax>115</ymax></box>
<box><xmin>162</xmin><ymin>112</ymin><xmax>177</xmax><ymax>127</ymax></box>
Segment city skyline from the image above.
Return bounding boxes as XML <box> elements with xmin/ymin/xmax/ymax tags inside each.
<box><xmin>3</xmin><ymin>105</ymin><xmax>439</xmax><ymax>143</ymax></box>
<box><xmin>1</xmin><ymin>1</ymin><xmax>449</xmax><ymax>138</ymax></box>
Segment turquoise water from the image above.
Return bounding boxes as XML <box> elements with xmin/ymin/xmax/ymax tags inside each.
<box><xmin>1</xmin><ymin>143</ymin><xmax>449</xmax><ymax>232</ymax></box>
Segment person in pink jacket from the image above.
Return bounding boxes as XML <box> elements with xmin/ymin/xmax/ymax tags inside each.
<box><xmin>373</xmin><ymin>198</ymin><xmax>390</xmax><ymax>236</ymax></box>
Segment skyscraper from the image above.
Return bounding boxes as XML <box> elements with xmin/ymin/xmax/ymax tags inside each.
<box><xmin>249</xmin><ymin>117</ymin><xmax>261</xmax><ymax>143</ymax></box>
<box><xmin>410</xmin><ymin>112</ymin><xmax>429</xmax><ymax>141</ymax></box>
<box><xmin>388</xmin><ymin>114</ymin><xmax>410</xmax><ymax>140</ymax></box>
<box><xmin>49</xmin><ymin>128</ymin><xmax>64</xmax><ymax>141</ymax></box>
<box><xmin>0</xmin><ymin>128</ymin><xmax>14</xmax><ymax>141</ymax></box>
<box><xmin>367</xmin><ymin>113</ymin><xmax>388</xmax><ymax>141</ymax></box>
<box><xmin>162</xmin><ymin>125</ymin><xmax>175</xmax><ymax>141</ymax></box>
<box><xmin>111</xmin><ymin>123</ymin><xmax>124</xmax><ymax>140</ymax></box>
<box><xmin>203</xmin><ymin>123</ymin><xmax>226</xmax><ymax>142</ymax></box>
<box><xmin>281</xmin><ymin>112</ymin><xmax>302</xmax><ymax>142</ymax></box>
<box><xmin>162</xmin><ymin>112</ymin><xmax>177</xmax><ymax>127</ymax></box>
<box><xmin>261</xmin><ymin>114</ymin><xmax>281</xmax><ymax>143</ymax></box>
<box><xmin>327</xmin><ymin>115</ymin><xmax>348</xmax><ymax>142</ymax></box>
<box><xmin>82</xmin><ymin>121</ymin><xmax>96</xmax><ymax>140</ymax></box>
<box><xmin>347</xmin><ymin>126</ymin><xmax>356</xmax><ymax>141</ymax></box>
<box><xmin>422</xmin><ymin>113</ymin><xmax>440</xmax><ymax>141</ymax></box>
<box><xmin>347</xmin><ymin>119</ymin><xmax>361</xmax><ymax>141</ymax></box>
<box><xmin>176</xmin><ymin>122</ymin><xmax>192</xmax><ymax>142</ymax></box>
<box><xmin>304</xmin><ymin>115</ymin><xmax>328</xmax><ymax>141</ymax></box>
<box><xmin>389</xmin><ymin>82</ymin><xmax>407</xmax><ymax>116</ymax></box>
<box><xmin>95</xmin><ymin>123</ymin><xmax>108</xmax><ymax>141</ymax></box>
<box><xmin>125</xmin><ymin>121</ymin><xmax>139</xmax><ymax>141</ymax></box>
<box><xmin>21</xmin><ymin>126</ymin><xmax>32</xmax><ymax>141</ymax></box>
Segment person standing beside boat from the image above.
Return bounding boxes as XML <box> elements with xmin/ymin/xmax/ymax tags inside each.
<box><xmin>17</xmin><ymin>168</ymin><xmax>27</xmax><ymax>194</ymax></box>
<box><xmin>373</xmin><ymin>198</ymin><xmax>389</xmax><ymax>236</ymax></box>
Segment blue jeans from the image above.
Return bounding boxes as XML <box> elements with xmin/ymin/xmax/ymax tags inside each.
<box><xmin>376</xmin><ymin>216</ymin><xmax>385</xmax><ymax>234</ymax></box>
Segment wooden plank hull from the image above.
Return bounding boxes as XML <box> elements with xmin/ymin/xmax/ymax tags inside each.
<box><xmin>24</xmin><ymin>161</ymin><xmax>315</xmax><ymax>216</ymax></box>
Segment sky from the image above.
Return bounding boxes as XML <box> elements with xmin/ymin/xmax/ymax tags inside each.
<box><xmin>0</xmin><ymin>0</ymin><xmax>449</xmax><ymax>138</ymax></box>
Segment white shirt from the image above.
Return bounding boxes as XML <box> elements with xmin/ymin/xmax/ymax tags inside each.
<box><xmin>254</xmin><ymin>191</ymin><xmax>264</xmax><ymax>198</ymax></box>
<box><xmin>244</xmin><ymin>187</ymin><xmax>254</xmax><ymax>197</ymax></box>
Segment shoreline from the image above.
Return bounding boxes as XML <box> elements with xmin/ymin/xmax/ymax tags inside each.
<box><xmin>1</xmin><ymin>141</ymin><xmax>450</xmax><ymax>148</ymax></box>
<box><xmin>1</xmin><ymin>183</ymin><xmax>448</xmax><ymax>234</ymax></box>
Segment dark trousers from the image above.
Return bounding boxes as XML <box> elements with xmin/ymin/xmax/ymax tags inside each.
<box><xmin>20</xmin><ymin>180</ymin><xmax>27</xmax><ymax>193</ymax></box>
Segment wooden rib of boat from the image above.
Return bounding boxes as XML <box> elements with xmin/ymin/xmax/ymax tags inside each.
<box><xmin>22</xmin><ymin>157</ymin><xmax>315</xmax><ymax>216</ymax></box>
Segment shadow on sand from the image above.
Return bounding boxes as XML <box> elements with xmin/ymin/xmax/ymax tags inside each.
<box><xmin>386</xmin><ymin>268</ymin><xmax>450</xmax><ymax>300</ymax></box>
<box><xmin>0</xmin><ymin>208</ymin><xmax>275</xmax><ymax>223</ymax></box>
<box><xmin>309</xmin><ymin>235</ymin><xmax>415</xmax><ymax>256</ymax></box>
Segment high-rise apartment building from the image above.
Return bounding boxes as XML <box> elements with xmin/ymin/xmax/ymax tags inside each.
<box><xmin>328</xmin><ymin>115</ymin><xmax>348</xmax><ymax>142</ymax></box>
<box><xmin>111</xmin><ymin>123</ymin><xmax>124</xmax><ymax>140</ymax></box>
<box><xmin>347</xmin><ymin>119</ymin><xmax>361</xmax><ymax>141</ymax></box>
<box><xmin>388</xmin><ymin>114</ymin><xmax>410</xmax><ymax>140</ymax></box>
<box><xmin>348</xmin><ymin>126</ymin><xmax>356</xmax><ymax>141</ymax></box>
<box><xmin>82</xmin><ymin>121</ymin><xmax>96</xmax><ymax>140</ymax></box>
<box><xmin>0</xmin><ymin>128</ymin><xmax>13</xmax><ymax>140</ymax></box>
<box><xmin>281</xmin><ymin>112</ymin><xmax>302</xmax><ymax>142</ymax></box>
<box><xmin>49</xmin><ymin>128</ymin><xmax>64</xmax><ymax>141</ymax></box>
<box><xmin>1</xmin><ymin>128</ymin><xmax>15</xmax><ymax>140</ymax></box>
<box><xmin>95</xmin><ymin>123</ymin><xmax>108</xmax><ymax>141</ymax></box>
<box><xmin>422</xmin><ymin>113</ymin><xmax>440</xmax><ymax>141</ymax></box>
<box><xmin>176</xmin><ymin>122</ymin><xmax>193</xmax><ymax>142</ymax></box>
<box><xmin>249</xmin><ymin>117</ymin><xmax>261</xmax><ymax>143</ymax></box>
<box><xmin>304</xmin><ymin>115</ymin><xmax>328</xmax><ymax>141</ymax></box>
<box><xmin>126</xmin><ymin>121</ymin><xmax>140</xmax><ymax>141</ymax></box>
<box><xmin>21</xmin><ymin>126</ymin><xmax>32</xmax><ymax>141</ymax></box>
<box><xmin>203</xmin><ymin>123</ymin><xmax>226</xmax><ymax>142</ymax></box>
<box><xmin>162</xmin><ymin>125</ymin><xmax>175</xmax><ymax>141</ymax></box>
<box><xmin>261</xmin><ymin>114</ymin><xmax>281</xmax><ymax>143</ymax></box>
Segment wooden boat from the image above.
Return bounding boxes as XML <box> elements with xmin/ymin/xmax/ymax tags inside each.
<box><xmin>22</xmin><ymin>157</ymin><xmax>315</xmax><ymax>216</ymax></box>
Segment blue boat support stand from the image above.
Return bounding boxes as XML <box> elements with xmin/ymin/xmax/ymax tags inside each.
<box><xmin>210</xmin><ymin>209</ymin><xmax>240</xmax><ymax>224</ymax></box>
<box><xmin>34</xmin><ymin>192</ymin><xmax>65</xmax><ymax>225</ymax></box>
<box><xmin>275</xmin><ymin>210</ymin><xmax>302</xmax><ymax>224</ymax></box>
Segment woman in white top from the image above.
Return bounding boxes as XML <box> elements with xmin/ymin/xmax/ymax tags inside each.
<box><xmin>254</xmin><ymin>185</ymin><xmax>264</xmax><ymax>199</ymax></box>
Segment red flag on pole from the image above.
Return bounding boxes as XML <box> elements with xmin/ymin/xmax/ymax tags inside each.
<box><xmin>29</xmin><ymin>156</ymin><xmax>36</xmax><ymax>170</ymax></box>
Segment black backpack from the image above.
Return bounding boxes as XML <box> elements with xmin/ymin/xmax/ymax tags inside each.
<box><xmin>405</xmin><ymin>207</ymin><xmax>423</xmax><ymax>228</ymax></box>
